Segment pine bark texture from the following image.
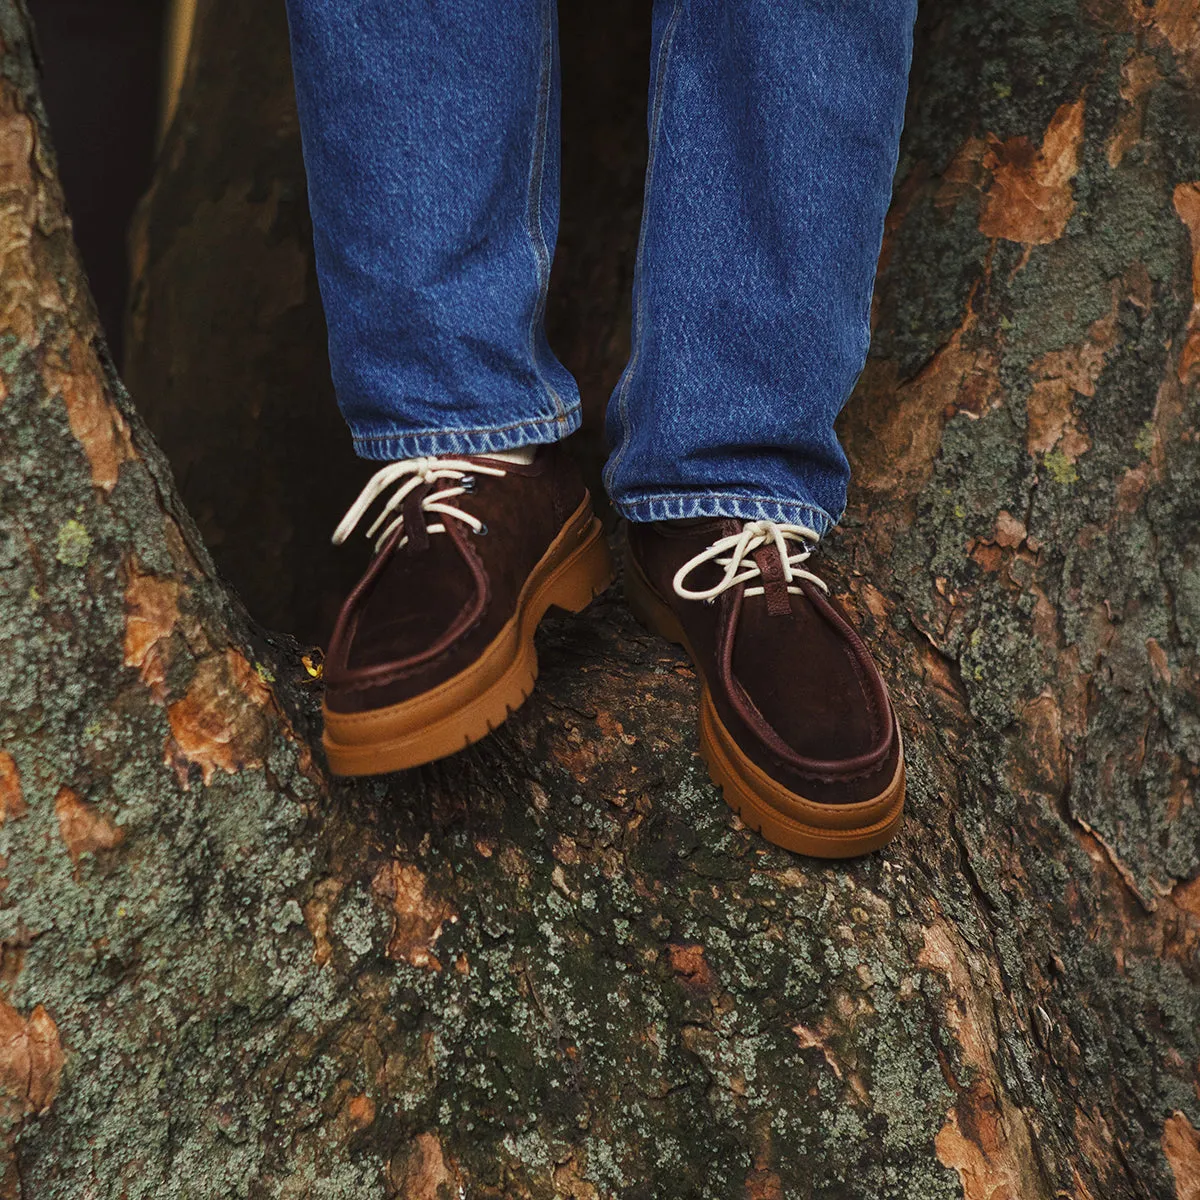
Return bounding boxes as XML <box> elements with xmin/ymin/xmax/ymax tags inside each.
<box><xmin>1</xmin><ymin>1</ymin><xmax>1198</xmax><ymax>1198</ymax></box>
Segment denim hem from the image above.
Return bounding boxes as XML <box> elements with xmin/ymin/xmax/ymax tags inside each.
<box><xmin>525</xmin><ymin>0</ymin><xmax>567</xmax><ymax>424</ymax></box>
<box><xmin>614</xmin><ymin>491</ymin><xmax>838</xmax><ymax>538</ymax></box>
<box><xmin>601</xmin><ymin>0</ymin><xmax>685</xmax><ymax>502</ymax></box>
<box><xmin>350</xmin><ymin>407</ymin><xmax>580</xmax><ymax>461</ymax></box>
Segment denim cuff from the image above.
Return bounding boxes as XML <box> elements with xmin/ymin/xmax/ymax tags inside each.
<box><xmin>350</xmin><ymin>407</ymin><xmax>581</xmax><ymax>461</ymax></box>
<box><xmin>614</xmin><ymin>490</ymin><xmax>839</xmax><ymax>538</ymax></box>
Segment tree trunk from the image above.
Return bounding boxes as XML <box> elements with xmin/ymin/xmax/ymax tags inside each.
<box><xmin>3</xmin><ymin>0</ymin><xmax>1200</xmax><ymax>1196</ymax></box>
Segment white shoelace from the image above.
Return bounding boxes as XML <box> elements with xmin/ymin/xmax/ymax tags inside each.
<box><xmin>672</xmin><ymin>520</ymin><xmax>828</xmax><ymax>602</ymax></box>
<box><xmin>332</xmin><ymin>457</ymin><xmax>506</xmax><ymax>554</ymax></box>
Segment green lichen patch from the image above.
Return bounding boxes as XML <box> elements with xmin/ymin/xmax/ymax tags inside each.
<box><xmin>53</xmin><ymin>518</ymin><xmax>92</xmax><ymax>567</ymax></box>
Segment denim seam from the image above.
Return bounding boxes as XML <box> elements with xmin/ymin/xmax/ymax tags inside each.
<box><xmin>614</xmin><ymin>490</ymin><xmax>839</xmax><ymax>534</ymax></box>
<box><xmin>350</xmin><ymin>417</ymin><xmax>583</xmax><ymax>461</ymax></box>
<box><xmin>351</xmin><ymin>405</ymin><xmax>581</xmax><ymax>444</ymax></box>
<box><xmin>602</xmin><ymin>0</ymin><xmax>685</xmax><ymax>499</ymax></box>
<box><xmin>525</xmin><ymin>0</ymin><xmax>565</xmax><ymax>427</ymax></box>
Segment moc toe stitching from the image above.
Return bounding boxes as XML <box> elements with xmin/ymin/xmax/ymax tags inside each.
<box><xmin>624</xmin><ymin>518</ymin><xmax>906</xmax><ymax>852</ymax></box>
<box><xmin>322</xmin><ymin>444</ymin><xmax>609</xmax><ymax>771</ymax></box>
<box><xmin>325</xmin><ymin>520</ymin><xmax>492</xmax><ymax>694</ymax></box>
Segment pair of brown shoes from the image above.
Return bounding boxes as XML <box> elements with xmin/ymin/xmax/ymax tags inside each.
<box><xmin>321</xmin><ymin>445</ymin><xmax>904</xmax><ymax>858</ymax></box>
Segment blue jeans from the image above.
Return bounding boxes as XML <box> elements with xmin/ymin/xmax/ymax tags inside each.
<box><xmin>284</xmin><ymin>1</ymin><xmax>916</xmax><ymax>534</ymax></box>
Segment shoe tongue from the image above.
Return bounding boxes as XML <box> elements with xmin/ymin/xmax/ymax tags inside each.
<box><xmin>474</xmin><ymin>445</ymin><xmax>536</xmax><ymax>466</ymax></box>
<box><xmin>751</xmin><ymin>542</ymin><xmax>793</xmax><ymax>618</ymax></box>
<box><xmin>401</xmin><ymin>483</ymin><xmax>431</xmax><ymax>554</ymax></box>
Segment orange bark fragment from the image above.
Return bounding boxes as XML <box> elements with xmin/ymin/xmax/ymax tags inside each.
<box><xmin>551</xmin><ymin>835</ymin><xmax>580</xmax><ymax>865</ymax></box>
<box><xmin>969</xmin><ymin>542</ymin><xmax>1004</xmax><ymax>574</ymax></box>
<box><xmin>0</xmin><ymin>753</ymin><xmax>26</xmax><ymax>825</ymax></box>
<box><xmin>553</xmin><ymin>1157</ymin><xmax>601</xmax><ymax>1200</ymax></box>
<box><xmin>0</xmin><ymin>94</ymin><xmax>40</xmax><ymax>347</ymax></box>
<box><xmin>1147</xmin><ymin>637</ymin><xmax>1173</xmax><ymax>686</ymax></box>
<box><xmin>859</xmin><ymin>582</ymin><xmax>891</xmax><ymax>623</ymax></box>
<box><xmin>979</xmin><ymin>98</ymin><xmax>1085</xmax><ymax>245</ymax></box>
<box><xmin>744</xmin><ymin>1168</ymin><xmax>785</xmax><ymax>1200</ymax></box>
<box><xmin>1173</xmin><ymin>183</ymin><xmax>1200</xmax><ymax>382</ymax></box>
<box><xmin>993</xmin><ymin>511</ymin><xmax>1027</xmax><ymax>549</ymax></box>
<box><xmin>123</xmin><ymin>565</ymin><xmax>183</xmax><ymax>693</ymax></box>
<box><xmin>1015</xmin><ymin>692</ymin><xmax>1069</xmax><ymax>798</ymax></box>
<box><xmin>667</xmin><ymin>942</ymin><xmax>715</xmax><ymax>993</ymax></box>
<box><xmin>848</xmin><ymin>310</ymin><xmax>1000</xmax><ymax>495</ymax></box>
<box><xmin>1163</xmin><ymin>1111</ymin><xmax>1200</xmax><ymax>1200</ymax></box>
<box><xmin>1072</xmin><ymin>1108</ymin><xmax>1120</xmax><ymax>1199</ymax></box>
<box><xmin>1026</xmin><ymin>308</ymin><xmax>1117</xmax><ymax>462</ymax></box>
<box><xmin>371</xmin><ymin>862</ymin><xmax>455</xmax><ymax>970</ymax></box>
<box><xmin>0</xmin><ymin>1000</ymin><xmax>63</xmax><ymax>1116</ymax></box>
<box><xmin>54</xmin><ymin>787</ymin><xmax>123</xmax><ymax>864</ymax></box>
<box><xmin>48</xmin><ymin>336</ymin><xmax>134</xmax><ymax>492</ymax></box>
<box><xmin>1173</xmin><ymin>875</ymin><xmax>1200</xmax><ymax>920</ymax></box>
<box><xmin>165</xmin><ymin>649</ymin><xmax>272</xmax><ymax>785</ymax></box>
<box><xmin>791</xmin><ymin>1015</ymin><xmax>872</xmax><ymax>1106</ymax></box>
<box><xmin>1026</xmin><ymin>377</ymin><xmax>1092</xmax><ymax>461</ymax></box>
<box><xmin>345</xmin><ymin>1093</ymin><xmax>375</xmax><ymax>1130</ymax></box>
<box><xmin>793</xmin><ymin>1023</ymin><xmax>843</xmax><ymax>1077</ymax></box>
<box><xmin>1107</xmin><ymin>53</ymin><xmax>1160</xmax><ymax>168</ymax></box>
<box><xmin>934</xmin><ymin>1081</ymin><xmax>1032</xmax><ymax>1200</ymax></box>
<box><xmin>934</xmin><ymin>136</ymin><xmax>989</xmax><ymax>213</ymax></box>
<box><xmin>922</xmin><ymin>920</ymin><xmax>1044</xmax><ymax>1200</ymax></box>
<box><xmin>1146</xmin><ymin>0</ymin><xmax>1200</xmax><ymax>80</ymax></box>
<box><xmin>389</xmin><ymin>1132</ymin><xmax>461</xmax><ymax>1199</ymax></box>
<box><xmin>303</xmin><ymin>878</ymin><xmax>344</xmax><ymax>968</ymax></box>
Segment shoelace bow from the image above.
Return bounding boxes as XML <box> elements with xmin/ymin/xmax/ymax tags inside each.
<box><xmin>672</xmin><ymin>520</ymin><xmax>828</xmax><ymax>602</ymax></box>
<box><xmin>332</xmin><ymin>456</ymin><xmax>505</xmax><ymax>554</ymax></box>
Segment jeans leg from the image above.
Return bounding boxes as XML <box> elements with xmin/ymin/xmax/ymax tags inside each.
<box><xmin>604</xmin><ymin>0</ymin><xmax>917</xmax><ymax>534</ymax></box>
<box><xmin>284</xmin><ymin>0</ymin><xmax>579</xmax><ymax>460</ymax></box>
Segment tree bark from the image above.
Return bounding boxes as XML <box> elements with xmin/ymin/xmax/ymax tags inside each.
<box><xmin>3</xmin><ymin>0</ymin><xmax>1200</xmax><ymax>1197</ymax></box>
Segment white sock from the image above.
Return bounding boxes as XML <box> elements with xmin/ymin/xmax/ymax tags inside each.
<box><xmin>479</xmin><ymin>444</ymin><xmax>537</xmax><ymax>465</ymax></box>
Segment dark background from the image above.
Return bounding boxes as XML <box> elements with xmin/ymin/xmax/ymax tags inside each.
<box><xmin>32</xmin><ymin>0</ymin><xmax>166</xmax><ymax>365</ymax></box>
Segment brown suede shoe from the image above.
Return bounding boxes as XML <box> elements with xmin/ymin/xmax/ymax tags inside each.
<box><xmin>322</xmin><ymin>444</ymin><xmax>612</xmax><ymax>775</ymax></box>
<box><xmin>625</xmin><ymin>518</ymin><xmax>904</xmax><ymax>857</ymax></box>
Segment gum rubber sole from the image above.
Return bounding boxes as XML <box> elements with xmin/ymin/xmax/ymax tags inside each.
<box><xmin>624</xmin><ymin>548</ymin><xmax>905</xmax><ymax>858</ymax></box>
<box><xmin>322</xmin><ymin>500</ymin><xmax>614</xmax><ymax>776</ymax></box>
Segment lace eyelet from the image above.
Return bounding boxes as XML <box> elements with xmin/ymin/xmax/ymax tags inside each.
<box><xmin>461</xmin><ymin>475</ymin><xmax>476</xmax><ymax>492</ymax></box>
<box><xmin>476</xmin><ymin>523</ymin><xmax>489</xmax><ymax>537</ymax></box>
